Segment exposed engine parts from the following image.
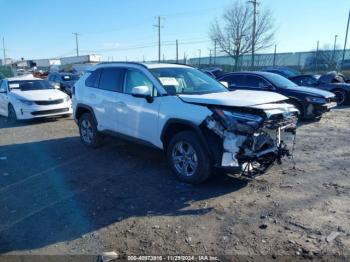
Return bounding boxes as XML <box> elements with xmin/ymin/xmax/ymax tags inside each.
<box><xmin>205</xmin><ymin>107</ymin><xmax>298</xmax><ymax>177</ymax></box>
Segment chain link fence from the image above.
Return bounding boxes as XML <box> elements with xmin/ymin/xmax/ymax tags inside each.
<box><xmin>188</xmin><ymin>49</ymin><xmax>350</xmax><ymax>76</ymax></box>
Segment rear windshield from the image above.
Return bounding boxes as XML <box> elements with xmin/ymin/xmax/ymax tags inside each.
<box><xmin>9</xmin><ymin>80</ymin><xmax>53</xmax><ymax>91</ymax></box>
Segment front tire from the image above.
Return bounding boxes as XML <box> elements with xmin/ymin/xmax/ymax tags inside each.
<box><xmin>166</xmin><ymin>131</ymin><xmax>211</xmax><ymax>184</ymax></box>
<box><xmin>7</xmin><ymin>104</ymin><xmax>18</xmax><ymax>123</ymax></box>
<box><xmin>78</xmin><ymin>113</ymin><xmax>102</xmax><ymax>148</ymax></box>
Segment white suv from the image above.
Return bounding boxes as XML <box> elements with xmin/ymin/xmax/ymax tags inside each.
<box><xmin>73</xmin><ymin>63</ymin><xmax>298</xmax><ymax>184</ymax></box>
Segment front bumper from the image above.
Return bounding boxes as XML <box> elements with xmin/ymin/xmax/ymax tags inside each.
<box><xmin>14</xmin><ymin>101</ymin><xmax>72</xmax><ymax>120</ymax></box>
<box><xmin>313</xmin><ymin>101</ymin><xmax>337</xmax><ymax>116</ymax></box>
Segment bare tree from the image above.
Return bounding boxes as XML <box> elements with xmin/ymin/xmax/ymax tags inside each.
<box><xmin>209</xmin><ymin>1</ymin><xmax>275</xmax><ymax>69</ymax></box>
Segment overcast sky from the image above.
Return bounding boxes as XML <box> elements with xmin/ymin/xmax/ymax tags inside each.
<box><xmin>1</xmin><ymin>0</ymin><xmax>349</xmax><ymax>61</ymax></box>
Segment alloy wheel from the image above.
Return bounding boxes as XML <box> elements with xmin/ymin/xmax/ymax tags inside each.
<box><xmin>172</xmin><ymin>141</ymin><xmax>198</xmax><ymax>177</ymax></box>
<box><xmin>80</xmin><ymin>119</ymin><xmax>94</xmax><ymax>144</ymax></box>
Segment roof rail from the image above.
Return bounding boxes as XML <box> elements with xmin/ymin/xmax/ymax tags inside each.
<box><xmin>97</xmin><ymin>61</ymin><xmax>147</xmax><ymax>68</ymax></box>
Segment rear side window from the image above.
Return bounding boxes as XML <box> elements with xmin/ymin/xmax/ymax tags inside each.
<box><xmin>98</xmin><ymin>68</ymin><xmax>124</xmax><ymax>92</ymax></box>
<box><xmin>85</xmin><ymin>69</ymin><xmax>102</xmax><ymax>88</ymax></box>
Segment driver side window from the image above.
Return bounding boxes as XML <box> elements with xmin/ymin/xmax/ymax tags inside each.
<box><xmin>124</xmin><ymin>70</ymin><xmax>153</xmax><ymax>95</ymax></box>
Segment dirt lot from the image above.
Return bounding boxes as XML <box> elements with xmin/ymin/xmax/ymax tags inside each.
<box><xmin>0</xmin><ymin>107</ymin><xmax>349</xmax><ymax>260</ymax></box>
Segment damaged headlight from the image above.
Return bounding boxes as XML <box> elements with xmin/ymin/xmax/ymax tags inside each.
<box><xmin>305</xmin><ymin>96</ymin><xmax>326</xmax><ymax>104</ymax></box>
<box><xmin>211</xmin><ymin>108</ymin><xmax>264</xmax><ymax>134</ymax></box>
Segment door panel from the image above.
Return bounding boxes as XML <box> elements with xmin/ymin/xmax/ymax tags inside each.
<box><xmin>114</xmin><ymin>69</ymin><xmax>159</xmax><ymax>143</ymax></box>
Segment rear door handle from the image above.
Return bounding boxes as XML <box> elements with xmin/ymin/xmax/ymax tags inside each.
<box><xmin>89</xmin><ymin>93</ymin><xmax>97</xmax><ymax>99</ymax></box>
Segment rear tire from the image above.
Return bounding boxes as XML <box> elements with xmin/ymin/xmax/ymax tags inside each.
<box><xmin>78</xmin><ymin>113</ymin><xmax>102</xmax><ymax>148</ymax></box>
<box><xmin>333</xmin><ymin>89</ymin><xmax>347</xmax><ymax>106</ymax></box>
<box><xmin>7</xmin><ymin>104</ymin><xmax>17</xmax><ymax>123</ymax></box>
<box><xmin>166</xmin><ymin>131</ymin><xmax>211</xmax><ymax>184</ymax></box>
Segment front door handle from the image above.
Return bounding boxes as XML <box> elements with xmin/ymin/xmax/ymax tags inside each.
<box><xmin>116</xmin><ymin>101</ymin><xmax>126</xmax><ymax>107</ymax></box>
<box><xmin>89</xmin><ymin>93</ymin><xmax>97</xmax><ymax>99</ymax></box>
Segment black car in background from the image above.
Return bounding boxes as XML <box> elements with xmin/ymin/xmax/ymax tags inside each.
<box><xmin>47</xmin><ymin>72</ymin><xmax>80</xmax><ymax>97</ymax></box>
<box><xmin>261</xmin><ymin>67</ymin><xmax>300</xmax><ymax>78</ymax></box>
<box><xmin>218</xmin><ymin>72</ymin><xmax>337</xmax><ymax>120</ymax></box>
<box><xmin>289</xmin><ymin>72</ymin><xmax>350</xmax><ymax>105</ymax></box>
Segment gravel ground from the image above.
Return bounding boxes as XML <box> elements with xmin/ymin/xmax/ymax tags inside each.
<box><xmin>0</xmin><ymin>108</ymin><xmax>349</xmax><ymax>260</ymax></box>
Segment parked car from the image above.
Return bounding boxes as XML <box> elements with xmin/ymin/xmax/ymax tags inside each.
<box><xmin>47</xmin><ymin>72</ymin><xmax>80</xmax><ymax>96</ymax></box>
<box><xmin>218</xmin><ymin>72</ymin><xmax>337</xmax><ymax>120</ymax></box>
<box><xmin>201</xmin><ymin>67</ymin><xmax>225</xmax><ymax>79</ymax></box>
<box><xmin>73</xmin><ymin>62</ymin><xmax>299</xmax><ymax>184</ymax></box>
<box><xmin>261</xmin><ymin>67</ymin><xmax>300</xmax><ymax>78</ymax></box>
<box><xmin>0</xmin><ymin>75</ymin><xmax>72</xmax><ymax>122</ymax></box>
<box><xmin>289</xmin><ymin>71</ymin><xmax>350</xmax><ymax>105</ymax></box>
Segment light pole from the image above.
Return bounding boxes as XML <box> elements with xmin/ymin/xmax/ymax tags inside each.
<box><xmin>342</xmin><ymin>10</ymin><xmax>350</xmax><ymax>67</ymax></box>
<box><xmin>198</xmin><ymin>49</ymin><xmax>201</xmax><ymax>67</ymax></box>
<box><xmin>333</xmin><ymin>35</ymin><xmax>338</xmax><ymax>68</ymax></box>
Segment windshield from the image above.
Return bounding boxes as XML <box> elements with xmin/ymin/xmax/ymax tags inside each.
<box><xmin>62</xmin><ymin>75</ymin><xmax>79</xmax><ymax>81</ymax></box>
<box><xmin>150</xmin><ymin>67</ymin><xmax>228</xmax><ymax>95</ymax></box>
<box><xmin>9</xmin><ymin>80</ymin><xmax>53</xmax><ymax>91</ymax></box>
<box><xmin>263</xmin><ymin>73</ymin><xmax>298</xmax><ymax>88</ymax></box>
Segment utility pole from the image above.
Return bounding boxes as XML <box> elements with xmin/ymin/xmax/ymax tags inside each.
<box><xmin>183</xmin><ymin>52</ymin><xmax>187</xmax><ymax>64</ymax></box>
<box><xmin>315</xmin><ymin>40</ymin><xmax>319</xmax><ymax>72</ymax></box>
<box><xmin>2</xmin><ymin>37</ymin><xmax>6</xmax><ymax>65</ymax></box>
<box><xmin>213</xmin><ymin>39</ymin><xmax>217</xmax><ymax>65</ymax></box>
<box><xmin>176</xmin><ymin>39</ymin><xmax>179</xmax><ymax>63</ymax></box>
<box><xmin>198</xmin><ymin>49</ymin><xmax>201</xmax><ymax>67</ymax></box>
<box><xmin>248</xmin><ymin>0</ymin><xmax>259</xmax><ymax>69</ymax></box>
<box><xmin>153</xmin><ymin>16</ymin><xmax>163</xmax><ymax>63</ymax></box>
<box><xmin>342</xmin><ymin>10</ymin><xmax>350</xmax><ymax>67</ymax></box>
<box><xmin>333</xmin><ymin>34</ymin><xmax>338</xmax><ymax>65</ymax></box>
<box><xmin>209</xmin><ymin>49</ymin><xmax>212</xmax><ymax>65</ymax></box>
<box><xmin>73</xmin><ymin>32</ymin><xmax>80</xmax><ymax>56</ymax></box>
<box><xmin>273</xmin><ymin>44</ymin><xmax>277</xmax><ymax>67</ymax></box>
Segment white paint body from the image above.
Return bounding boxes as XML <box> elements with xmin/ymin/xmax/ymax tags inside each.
<box><xmin>0</xmin><ymin>76</ymin><xmax>72</xmax><ymax>120</ymax></box>
<box><xmin>73</xmin><ymin>63</ymin><xmax>298</xmax><ymax>150</ymax></box>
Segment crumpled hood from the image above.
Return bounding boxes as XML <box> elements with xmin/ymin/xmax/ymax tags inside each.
<box><xmin>287</xmin><ymin>85</ymin><xmax>335</xmax><ymax>98</ymax></box>
<box><xmin>11</xmin><ymin>89</ymin><xmax>67</xmax><ymax>101</ymax></box>
<box><xmin>178</xmin><ymin>90</ymin><xmax>288</xmax><ymax>107</ymax></box>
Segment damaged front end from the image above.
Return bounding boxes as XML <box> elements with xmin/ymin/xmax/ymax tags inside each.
<box><xmin>205</xmin><ymin>104</ymin><xmax>298</xmax><ymax>178</ymax></box>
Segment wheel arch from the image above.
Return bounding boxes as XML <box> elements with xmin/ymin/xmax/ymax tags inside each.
<box><xmin>160</xmin><ymin>119</ymin><xmax>211</xmax><ymax>157</ymax></box>
<box><xmin>75</xmin><ymin>104</ymin><xmax>98</xmax><ymax>124</ymax></box>
<box><xmin>288</xmin><ymin>96</ymin><xmax>305</xmax><ymax>116</ymax></box>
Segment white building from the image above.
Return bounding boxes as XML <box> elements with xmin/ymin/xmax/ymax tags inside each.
<box><xmin>33</xmin><ymin>58</ymin><xmax>61</xmax><ymax>68</ymax></box>
<box><xmin>60</xmin><ymin>54</ymin><xmax>102</xmax><ymax>65</ymax></box>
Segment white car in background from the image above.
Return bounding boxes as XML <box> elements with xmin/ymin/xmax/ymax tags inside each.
<box><xmin>0</xmin><ymin>75</ymin><xmax>72</xmax><ymax>122</ymax></box>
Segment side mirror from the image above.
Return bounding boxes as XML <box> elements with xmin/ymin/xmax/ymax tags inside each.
<box><xmin>0</xmin><ymin>89</ymin><xmax>6</xmax><ymax>93</ymax></box>
<box><xmin>131</xmin><ymin>85</ymin><xmax>153</xmax><ymax>102</ymax></box>
<box><xmin>220</xmin><ymin>81</ymin><xmax>229</xmax><ymax>88</ymax></box>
